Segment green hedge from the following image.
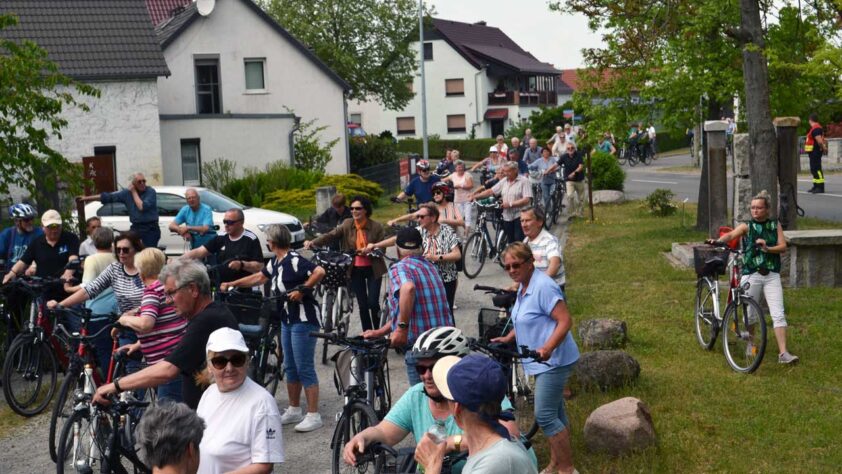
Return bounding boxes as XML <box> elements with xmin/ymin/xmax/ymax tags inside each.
<box><xmin>654</xmin><ymin>130</ymin><xmax>690</xmax><ymax>153</ymax></box>
<box><xmin>262</xmin><ymin>174</ymin><xmax>383</xmax><ymax>219</ymax></box>
<box><xmin>396</xmin><ymin>138</ymin><xmax>498</xmax><ymax>160</ymax></box>
<box><xmin>590</xmin><ymin>150</ymin><xmax>626</xmax><ymax>191</ymax></box>
<box><xmin>221</xmin><ymin>163</ymin><xmax>322</xmax><ymax>207</ymax></box>
<box><xmin>350</xmin><ymin>137</ymin><xmax>399</xmax><ymax>171</ymax></box>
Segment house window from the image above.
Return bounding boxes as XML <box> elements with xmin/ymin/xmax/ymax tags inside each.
<box><xmin>195</xmin><ymin>58</ymin><xmax>221</xmax><ymax>114</ymax></box>
<box><xmin>447</xmin><ymin>115</ymin><xmax>466</xmax><ymax>133</ymax></box>
<box><xmin>397</xmin><ymin>117</ymin><xmax>416</xmax><ymax>135</ymax></box>
<box><xmin>445</xmin><ymin>78</ymin><xmax>464</xmax><ymax>97</ymax></box>
<box><xmin>244</xmin><ymin>58</ymin><xmax>265</xmax><ymax>91</ymax></box>
<box><xmin>423</xmin><ymin>42</ymin><xmax>433</xmax><ymax>61</ymax></box>
<box><xmin>349</xmin><ymin>113</ymin><xmax>362</xmax><ymax>126</ymax></box>
<box><xmin>181</xmin><ymin>139</ymin><xmax>202</xmax><ymax>185</ymax></box>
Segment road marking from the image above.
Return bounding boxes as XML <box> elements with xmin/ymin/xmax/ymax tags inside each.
<box><xmin>632</xmin><ymin>179</ymin><xmax>678</xmax><ymax>185</ymax></box>
<box><xmin>798</xmin><ymin>191</ymin><xmax>842</xmax><ymax>198</ymax></box>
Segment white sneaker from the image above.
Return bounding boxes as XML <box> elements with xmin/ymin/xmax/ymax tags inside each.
<box><xmin>778</xmin><ymin>352</ymin><xmax>799</xmax><ymax>365</ymax></box>
<box><xmin>295</xmin><ymin>412</ymin><xmax>323</xmax><ymax>432</ymax></box>
<box><xmin>280</xmin><ymin>406</ymin><xmax>304</xmax><ymax>425</ymax></box>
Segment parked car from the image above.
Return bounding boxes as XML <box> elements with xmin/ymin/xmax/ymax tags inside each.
<box><xmin>84</xmin><ymin>186</ymin><xmax>304</xmax><ymax>258</ymax></box>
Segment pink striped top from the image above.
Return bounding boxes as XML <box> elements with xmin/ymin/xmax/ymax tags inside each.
<box><xmin>136</xmin><ymin>280</ymin><xmax>187</xmax><ymax>364</ymax></box>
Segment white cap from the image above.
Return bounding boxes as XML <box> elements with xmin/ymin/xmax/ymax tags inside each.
<box><xmin>489</xmin><ymin>146</ymin><xmax>499</xmax><ymax>153</ymax></box>
<box><xmin>41</xmin><ymin>209</ymin><xmax>62</xmax><ymax>226</ymax></box>
<box><xmin>206</xmin><ymin>327</ymin><xmax>249</xmax><ymax>354</ymax></box>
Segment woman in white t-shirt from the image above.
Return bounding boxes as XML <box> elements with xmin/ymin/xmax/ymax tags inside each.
<box><xmin>444</xmin><ymin>158</ymin><xmax>474</xmax><ymax>233</ymax></box>
<box><xmin>196</xmin><ymin>328</ymin><xmax>284</xmax><ymax>474</ymax></box>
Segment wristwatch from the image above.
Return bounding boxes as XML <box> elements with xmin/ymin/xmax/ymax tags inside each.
<box><xmin>113</xmin><ymin>377</ymin><xmax>123</xmax><ymax>393</ymax></box>
<box><xmin>397</xmin><ymin>321</ymin><xmax>409</xmax><ymax>330</ymax></box>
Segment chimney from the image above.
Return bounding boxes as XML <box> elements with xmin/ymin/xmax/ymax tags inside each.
<box><xmin>474</xmin><ymin>21</ymin><xmax>486</xmax><ymax>26</ymax></box>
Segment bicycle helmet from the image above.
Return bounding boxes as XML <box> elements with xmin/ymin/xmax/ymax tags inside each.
<box><xmin>431</xmin><ymin>182</ymin><xmax>452</xmax><ymax>197</ymax></box>
<box><xmin>412</xmin><ymin>326</ymin><xmax>470</xmax><ymax>359</ymax></box>
<box><xmin>9</xmin><ymin>203</ymin><xmax>36</xmax><ymax>220</ymax></box>
<box><xmin>416</xmin><ymin>159</ymin><xmax>431</xmax><ymax>171</ymax></box>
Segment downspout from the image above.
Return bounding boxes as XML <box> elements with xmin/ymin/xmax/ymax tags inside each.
<box><xmin>472</xmin><ymin>66</ymin><xmax>486</xmax><ymax>134</ymax></box>
<box><xmin>288</xmin><ymin>114</ymin><xmax>301</xmax><ymax>167</ymax></box>
<box><xmin>343</xmin><ymin>95</ymin><xmax>351</xmax><ymax>173</ymax></box>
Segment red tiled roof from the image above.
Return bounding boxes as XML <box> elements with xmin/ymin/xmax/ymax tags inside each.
<box><xmin>558</xmin><ymin>68</ymin><xmax>638</xmax><ymax>94</ymax></box>
<box><xmin>145</xmin><ymin>0</ymin><xmax>191</xmax><ymax>26</ymax></box>
<box><xmin>484</xmin><ymin>109</ymin><xmax>509</xmax><ymax>120</ymax></box>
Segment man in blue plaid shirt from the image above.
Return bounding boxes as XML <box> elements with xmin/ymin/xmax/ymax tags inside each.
<box><xmin>363</xmin><ymin>227</ymin><xmax>453</xmax><ymax>385</ymax></box>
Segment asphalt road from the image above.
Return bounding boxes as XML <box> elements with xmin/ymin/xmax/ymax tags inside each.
<box><xmin>0</xmin><ymin>223</ymin><xmax>569</xmax><ymax>473</ymax></box>
<box><xmin>622</xmin><ymin>151</ymin><xmax>842</xmax><ymax>222</ymax></box>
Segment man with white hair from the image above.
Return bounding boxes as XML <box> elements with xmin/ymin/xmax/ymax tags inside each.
<box><xmin>523</xmin><ymin>138</ymin><xmax>543</xmax><ymax>165</ymax></box>
<box><xmin>169</xmin><ymin>188</ymin><xmax>214</xmax><ymax>250</ymax></box>
<box><xmin>79</xmin><ymin>172</ymin><xmax>160</xmax><ymax>248</ymax></box>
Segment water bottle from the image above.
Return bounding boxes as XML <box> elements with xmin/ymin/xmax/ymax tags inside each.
<box><xmin>83</xmin><ymin>364</ymin><xmax>95</xmax><ymax>395</ymax></box>
<box><xmin>426</xmin><ymin>419</ymin><xmax>447</xmax><ymax>445</ymax></box>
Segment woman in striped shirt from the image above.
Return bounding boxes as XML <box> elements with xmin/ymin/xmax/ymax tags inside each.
<box><xmin>117</xmin><ymin>248</ymin><xmax>187</xmax><ymax>402</ymax></box>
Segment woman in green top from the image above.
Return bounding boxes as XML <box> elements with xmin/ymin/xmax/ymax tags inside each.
<box><xmin>714</xmin><ymin>190</ymin><xmax>799</xmax><ymax>364</ymax></box>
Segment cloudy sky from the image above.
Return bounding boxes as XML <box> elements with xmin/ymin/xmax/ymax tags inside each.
<box><xmin>429</xmin><ymin>0</ymin><xmax>604</xmax><ymax>70</ymax></box>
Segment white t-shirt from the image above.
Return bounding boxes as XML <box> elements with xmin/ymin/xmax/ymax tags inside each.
<box><xmin>197</xmin><ymin>377</ymin><xmax>284</xmax><ymax>474</ymax></box>
<box><xmin>524</xmin><ymin>229</ymin><xmax>565</xmax><ymax>286</ymax></box>
<box><xmin>647</xmin><ymin>126</ymin><xmax>656</xmax><ymax>139</ymax></box>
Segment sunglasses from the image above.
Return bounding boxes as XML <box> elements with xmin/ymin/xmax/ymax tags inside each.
<box><xmin>223</xmin><ymin>219</ymin><xmax>242</xmax><ymax>225</ymax></box>
<box><xmin>415</xmin><ymin>364</ymin><xmax>435</xmax><ymax>375</ymax></box>
<box><xmin>116</xmin><ymin>246</ymin><xmax>133</xmax><ymax>254</ymax></box>
<box><xmin>20</xmin><ymin>218</ymin><xmax>34</xmax><ymax>223</ymax></box>
<box><xmin>504</xmin><ymin>261</ymin><xmax>526</xmax><ymax>271</ymax></box>
<box><xmin>210</xmin><ymin>353</ymin><xmax>247</xmax><ymax>369</ymax></box>
<box><xmin>416</xmin><ymin>214</ymin><xmax>430</xmax><ymax>219</ymax></box>
<box><xmin>350</xmin><ymin>206</ymin><xmax>365</xmax><ymax>211</ymax></box>
<box><xmin>136</xmin><ymin>180</ymin><xmax>147</xmax><ymax>184</ymax></box>
<box><xmin>433</xmin><ymin>191</ymin><xmax>443</xmax><ymax>195</ymax></box>
<box><xmin>46</xmin><ymin>224</ymin><xmax>61</xmax><ymax>229</ymax></box>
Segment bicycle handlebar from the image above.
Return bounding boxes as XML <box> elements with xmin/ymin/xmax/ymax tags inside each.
<box><xmin>309</xmin><ymin>331</ymin><xmax>391</xmax><ymax>350</ymax></box>
<box><xmin>468</xmin><ymin>337</ymin><xmax>545</xmax><ymax>363</ymax></box>
<box><xmin>473</xmin><ymin>284</ymin><xmax>513</xmax><ymax>295</ymax></box>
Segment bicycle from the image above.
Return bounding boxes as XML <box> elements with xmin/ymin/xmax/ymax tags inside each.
<box><xmin>311</xmin><ymin>247</ymin><xmax>355</xmax><ymax>365</ymax></box>
<box><xmin>1</xmin><ymin>276</ymin><xmax>71</xmax><ymax>416</ymax></box>
<box><xmin>48</xmin><ymin>306</ymin><xmax>121</xmax><ymax>462</ymax></box>
<box><xmin>310</xmin><ymin>331</ymin><xmax>391</xmax><ymax>474</ymax></box>
<box><xmin>543</xmin><ymin>167</ymin><xmax>566</xmax><ymax>230</ymax></box>
<box><xmin>366</xmin><ymin>247</ymin><xmax>400</xmax><ymax>330</ymax></box>
<box><xmin>693</xmin><ymin>243</ymin><xmax>767</xmax><ymax>373</ymax></box>
<box><xmin>0</xmin><ymin>280</ymin><xmax>31</xmax><ymax>370</ymax></box>
<box><xmin>354</xmin><ymin>441</ymin><xmax>469</xmax><ymax>474</ymax></box>
<box><xmin>56</xmin><ymin>394</ymin><xmax>152</xmax><ymax>474</ymax></box>
<box><xmin>461</xmin><ymin>199</ymin><xmax>506</xmax><ymax>279</ymax></box>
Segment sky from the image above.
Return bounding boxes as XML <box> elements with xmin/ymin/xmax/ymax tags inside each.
<box><xmin>429</xmin><ymin>0</ymin><xmax>605</xmax><ymax>70</ymax></box>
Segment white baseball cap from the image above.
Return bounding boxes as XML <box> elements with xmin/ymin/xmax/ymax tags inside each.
<box><xmin>41</xmin><ymin>209</ymin><xmax>62</xmax><ymax>226</ymax></box>
<box><xmin>206</xmin><ymin>327</ymin><xmax>249</xmax><ymax>354</ymax></box>
<box><xmin>489</xmin><ymin>146</ymin><xmax>499</xmax><ymax>153</ymax></box>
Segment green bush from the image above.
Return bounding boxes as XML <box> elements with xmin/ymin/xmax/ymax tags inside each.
<box><xmin>350</xmin><ymin>137</ymin><xmax>398</xmax><ymax>171</ymax></box>
<box><xmin>201</xmin><ymin>158</ymin><xmax>238</xmax><ymax>192</ymax></box>
<box><xmin>396</xmin><ymin>138</ymin><xmax>497</xmax><ymax>160</ymax></box>
<box><xmin>221</xmin><ymin>162</ymin><xmax>322</xmax><ymax>207</ymax></box>
<box><xmin>645</xmin><ymin>188</ymin><xmax>678</xmax><ymax>216</ymax></box>
<box><xmin>317</xmin><ymin>174</ymin><xmax>383</xmax><ymax>203</ymax></box>
<box><xmin>590</xmin><ymin>150</ymin><xmax>626</xmax><ymax>191</ymax></box>
<box><xmin>262</xmin><ymin>174</ymin><xmax>383</xmax><ymax>219</ymax></box>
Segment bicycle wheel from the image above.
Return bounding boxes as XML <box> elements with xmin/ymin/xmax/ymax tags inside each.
<box><xmin>628</xmin><ymin>149</ymin><xmax>639</xmax><ymax>167</ymax></box>
<box><xmin>461</xmin><ymin>232</ymin><xmax>486</xmax><ymax>279</ymax></box>
<box><xmin>495</xmin><ymin>230</ymin><xmax>508</xmax><ymax>268</ymax></box>
<box><xmin>321</xmin><ymin>289</ymin><xmax>336</xmax><ymax>365</ymax></box>
<box><xmin>694</xmin><ymin>278</ymin><xmax>720</xmax><ymax>350</ymax></box>
<box><xmin>331</xmin><ymin>402</ymin><xmax>381</xmax><ymax>474</ymax></box>
<box><xmin>642</xmin><ymin>147</ymin><xmax>653</xmax><ymax>165</ymax></box>
<box><xmin>722</xmin><ymin>297</ymin><xmax>767</xmax><ymax>373</ymax></box>
<box><xmin>57</xmin><ymin>407</ymin><xmax>111</xmax><ymax>474</ymax></box>
<box><xmin>2</xmin><ymin>334</ymin><xmax>58</xmax><ymax>416</ymax></box>
<box><xmin>262</xmin><ymin>330</ymin><xmax>283</xmax><ymax>396</ymax></box>
<box><xmin>373</xmin><ymin>363</ymin><xmax>391</xmax><ymax>420</ymax></box>
<box><xmin>511</xmin><ymin>361</ymin><xmax>536</xmax><ymax>434</ymax></box>
<box><xmin>50</xmin><ymin>363</ymin><xmax>84</xmax><ymax>462</ymax></box>
<box><xmin>617</xmin><ymin>152</ymin><xmax>627</xmax><ymax>166</ymax></box>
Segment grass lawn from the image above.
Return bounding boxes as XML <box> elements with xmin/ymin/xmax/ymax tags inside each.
<box><xmin>556</xmin><ymin>202</ymin><xmax>842</xmax><ymax>473</ymax></box>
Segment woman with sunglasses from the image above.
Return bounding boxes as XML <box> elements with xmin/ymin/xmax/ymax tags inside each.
<box><xmin>197</xmin><ymin>327</ymin><xmax>284</xmax><ymax>474</ymax></box>
<box><xmin>304</xmin><ymin>196</ymin><xmax>385</xmax><ymax>332</ymax></box>
<box><xmin>223</xmin><ymin>224</ymin><xmax>327</xmax><ymax>433</ymax></box>
<box><xmin>492</xmin><ymin>243</ymin><xmax>579</xmax><ymax>474</ymax></box>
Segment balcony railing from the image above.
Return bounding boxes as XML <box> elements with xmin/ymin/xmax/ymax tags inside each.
<box><xmin>488</xmin><ymin>90</ymin><xmax>557</xmax><ymax>106</ymax></box>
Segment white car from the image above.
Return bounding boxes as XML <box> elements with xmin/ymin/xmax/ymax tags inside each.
<box><xmin>85</xmin><ymin>186</ymin><xmax>304</xmax><ymax>258</ymax></box>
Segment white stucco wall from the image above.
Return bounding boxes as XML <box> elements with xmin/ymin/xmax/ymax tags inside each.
<box><xmin>349</xmin><ymin>38</ymin><xmax>485</xmax><ymax>140</ymax></box>
<box><xmin>51</xmin><ymin>80</ymin><xmax>164</xmax><ymax>184</ymax></box>
<box><xmin>157</xmin><ymin>0</ymin><xmax>348</xmax><ymax>175</ymax></box>
<box><xmin>160</xmin><ymin>117</ymin><xmax>294</xmax><ymax>185</ymax></box>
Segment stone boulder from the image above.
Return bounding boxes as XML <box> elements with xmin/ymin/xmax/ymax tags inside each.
<box><xmin>584</xmin><ymin>397</ymin><xmax>656</xmax><ymax>456</ymax></box>
<box><xmin>593</xmin><ymin>190</ymin><xmax>625</xmax><ymax>204</ymax></box>
<box><xmin>571</xmin><ymin>350</ymin><xmax>640</xmax><ymax>392</ymax></box>
<box><xmin>578</xmin><ymin>319</ymin><xmax>628</xmax><ymax>350</ymax></box>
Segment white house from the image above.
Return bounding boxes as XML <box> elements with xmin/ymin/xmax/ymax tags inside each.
<box><xmin>350</xmin><ymin>19</ymin><xmax>561</xmax><ymax>140</ymax></box>
<box><xmin>0</xmin><ymin>0</ymin><xmax>170</xmax><ymax>195</ymax></box>
<box><xmin>152</xmin><ymin>0</ymin><xmax>351</xmax><ymax>184</ymax></box>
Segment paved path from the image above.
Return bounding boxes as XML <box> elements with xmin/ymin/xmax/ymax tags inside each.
<box><xmin>0</xmin><ymin>220</ymin><xmax>570</xmax><ymax>473</ymax></box>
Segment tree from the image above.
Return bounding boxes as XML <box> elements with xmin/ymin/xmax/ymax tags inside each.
<box><xmin>261</xmin><ymin>0</ymin><xmax>421</xmax><ymax>110</ymax></box>
<box><xmin>0</xmin><ymin>14</ymin><xmax>99</xmax><ymax>208</ymax></box>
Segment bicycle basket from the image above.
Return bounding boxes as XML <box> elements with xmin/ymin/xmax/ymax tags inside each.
<box><xmin>315</xmin><ymin>251</ymin><xmax>352</xmax><ymax>288</ymax></box>
<box><xmin>693</xmin><ymin>246</ymin><xmax>729</xmax><ymax>277</ymax></box>
<box><xmin>477</xmin><ymin>308</ymin><xmax>512</xmax><ymax>343</ymax></box>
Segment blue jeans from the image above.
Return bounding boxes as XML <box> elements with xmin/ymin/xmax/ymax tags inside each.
<box><xmin>281</xmin><ymin>322</ymin><xmax>319</xmax><ymax>387</ymax></box>
<box><xmin>534</xmin><ymin>362</ymin><xmax>576</xmax><ymax>437</ymax></box>
<box><xmin>502</xmin><ymin>218</ymin><xmax>524</xmax><ymax>245</ymax></box>
<box><xmin>131</xmin><ymin>223</ymin><xmax>160</xmax><ymax>249</ymax></box>
<box><xmin>404</xmin><ymin>341</ymin><xmax>420</xmax><ymax>386</ymax></box>
<box><xmin>540</xmin><ymin>182</ymin><xmax>554</xmax><ymax>212</ymax></box>
<box><xmin>156</xmin><ymin>373</ymin><xmax>183</xmax><ymax>403</ymax></box>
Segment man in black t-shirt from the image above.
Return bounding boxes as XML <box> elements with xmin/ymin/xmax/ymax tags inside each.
<box><xmin>181</xmin><ymin>208</ymin><xmax>263</xmax><ymax>284</ymax></box>
<box><xmin>558</xmin><ymin>143</ymin><xmax>586</xmax><ymax>219</ymax></box>
<box><xmin>2</xmin><ymin>210</ymin><xmax>78</xmax><ymax>301</ymax></box>
<box><xmin>93</xmin><ymin>259</ymin><xmax>237</xmax><ymax>408</ymax></box>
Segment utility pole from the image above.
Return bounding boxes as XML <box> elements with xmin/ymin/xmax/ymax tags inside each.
<box><xmin>418</xmin><ymin>0</ymin><xmax>428</xmax><ymax>161</ymax></box>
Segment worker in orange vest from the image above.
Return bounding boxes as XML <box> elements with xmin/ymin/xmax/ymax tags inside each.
<box><xmin>805</xmin><ymin>114</ymin><xmax>827</xmax><ymax>194</ymax></box>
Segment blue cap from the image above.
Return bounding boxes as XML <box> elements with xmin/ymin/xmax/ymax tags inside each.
<box><xmin>432</xmin><ymin>354</ymin><xmax>507</xmax><ymax>410</ymax></box>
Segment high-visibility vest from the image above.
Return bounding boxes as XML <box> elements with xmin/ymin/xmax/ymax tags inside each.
<box><xmin>805</xmin><ymin>123</ymin><xmax>822</xmax><ymax>152</ymax></box>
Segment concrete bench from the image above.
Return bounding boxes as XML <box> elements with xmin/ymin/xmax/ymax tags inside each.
<box><xmin>782</xmin><ymin>230</ymin><xmax>842</xmax><ymax>288</ymax></box>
